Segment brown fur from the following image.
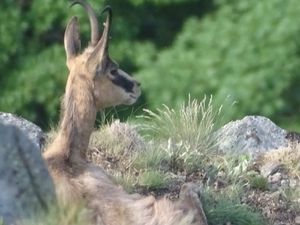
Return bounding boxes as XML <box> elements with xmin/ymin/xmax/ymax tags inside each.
<box><xmin>43</xmin><ymin>1</ymin><xmax>208</xmax><ymax>224</ymax></box>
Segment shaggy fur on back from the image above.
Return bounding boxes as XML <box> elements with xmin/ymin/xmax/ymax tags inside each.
<box><xmin>46</xmin><ymin>161</ymin><xmax>207</xmax><ymax>225</ymax></box>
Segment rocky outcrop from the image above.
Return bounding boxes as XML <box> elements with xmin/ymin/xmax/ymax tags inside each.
<box><xmin>216</xmin><ymin>115</ymin><xmax>288</xmax><ymax>158</ymax></box>
<box><xmin>215</xmin><ymin>116</ymin><xmax>299</xmax><ymax>225</ymax></box>
<box><xmin>0</xmin><ymin>123</ymin><xmax>55</xmax><ymax>224</ymax></box>
<box><xmin>0</xmin><ymin>112</ymin><xmax>45</xmax><ymax>150</ymax></box>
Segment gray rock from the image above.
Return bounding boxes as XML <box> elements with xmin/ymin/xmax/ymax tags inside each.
<box><xmin>268</xmin><ymin>172</ymin><xmax>282</xmax><ymax>184</ymax></box>
<box><xmin>216</xmin><ymin>116</ymin><xmax>288</xmax><ymax>158</ymax></box>
<box><xmin>0</xmin><ymin>123</ymin><xmax>55</xmax><ymax>224</ymax></box>
<box><xmin>260</xmin><ymin>162</ymin><xmax>284</xmax><ymax>178</ymax></box>
<box><xmin>0</xmin><ymin>112</ymin><xmax>45</xmax><ymax>150</ymax></box>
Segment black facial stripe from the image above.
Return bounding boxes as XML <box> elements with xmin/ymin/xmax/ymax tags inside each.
<box><xmin>111</xmin><ymin>74</ymin><xmax>134</xmax><ymax>93</ymax></box>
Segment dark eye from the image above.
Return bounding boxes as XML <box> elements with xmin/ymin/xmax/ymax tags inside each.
<box><xmin>110</xmin><ymin>69</ymin><xmax>118</xmax><ymax>76</ymax></box>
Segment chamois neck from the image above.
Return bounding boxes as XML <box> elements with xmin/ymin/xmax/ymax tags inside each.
<box><xmin>48</xmin><ymin>73</ymin><xmax>97</xmax><ymax>163</ymax></box>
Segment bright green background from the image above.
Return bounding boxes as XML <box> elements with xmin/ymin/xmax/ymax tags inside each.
<box><xmin>1</xmin><ymin>0</ymin><xmax>300</xmax><ymax>131</ymax></box>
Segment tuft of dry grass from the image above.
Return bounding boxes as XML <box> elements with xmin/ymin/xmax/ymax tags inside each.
<box><xmin>139</xmin><ymin>96</ymin><xmax>223</xmax><ymax>172</ymax></box>
<box><xmin>87</xmin><ymin>119</ymin><xmax>146</xmax><ymax>171</ymax></box>
<box><xmin>90</xmin><ymin>119</ymin><xmax>146</xmax><ymax>157</ymax></box>
<box><xmin>260</xmin><ymin>144</ymin><xmax>300</xmax><ymax>179</ymax></box>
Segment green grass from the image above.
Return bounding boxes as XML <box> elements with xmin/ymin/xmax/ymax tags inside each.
<box><xmin>283</xmin><ymin>187</ymin><xmax>300</xmax><ymax>212</ymax></box>
<box><xmin>133</xmin><ymin>145</ymin><xmax>169</xmax><ymax>171</ymax></box>
<box><xmin>247</xmin><ymin>174</ymin><xmax>268</xmax><ymax>191</ymax></box>
<box><xmin>138</xmin><ymin>170</ymin><xmax>168</xmax><ymax>189</ymax></box>
<box><xmin>139</xmin><ymin>96</ymin><xmax>222</xmax><ymax>173</ymax></box>
<box><xmin>23</xmin><ymin>203</ymin><xmax>87</xmax><ymax>225</ymax></box>
<box><xmin>202</xmin><ymin>188</ymin><xmax>266</xmax><ymax>225</ymax></box>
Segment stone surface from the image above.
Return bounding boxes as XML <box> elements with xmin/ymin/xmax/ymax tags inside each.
<box><xmin>0</xmin><ymin>112</ymin><xmax>45</xmax><ymax>150</ymax></box>
<box><xmin>216</xmin><ymin>116</ymin><xmax>288</xmax><ymax>158</ymax></box>
<box><xmin>260</xmin><ymin>162</ymin><xmax>284</xmax><ymax>178</ymax></box>
<box><xmin>268</xmin><ymin>172</ymin><xmax>282</xmax><ymax>184</ymax></box>
<box><xmin>0</xmin><ymin>123</ymin><xmax>55</xmax><ymax>224</ymax></box>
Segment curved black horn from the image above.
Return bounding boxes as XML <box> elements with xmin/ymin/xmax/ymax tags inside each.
<box><xmin>86</xmin><ymin>5</ymin><xmax>113</xmax><ymax>72</ymax></box>
<box><xmin>71</xmin><ymin>0</ymin><xmax>99</xmax><ymax>46</ymax></box>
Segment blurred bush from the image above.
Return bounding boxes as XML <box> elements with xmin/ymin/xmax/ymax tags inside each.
<box><xmin>1</xmin><ymin>0</ymin><xmax>300</xmax><ymax>130</ymax></box>
<box><xmin>0</xmin><ymin>0</ymin><xmax>209</xmax><ymax>128</ymax></box>
<box><xmin>138</xmin><ymin>0</ymin><xmax>300</xmax><ymax>127</ymax></box>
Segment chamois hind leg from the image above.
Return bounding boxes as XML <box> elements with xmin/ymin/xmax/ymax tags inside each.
<box><xmin>178</xmin><ymin>183</ymin><xmax>208</xmax><ymax>225</ymax></box>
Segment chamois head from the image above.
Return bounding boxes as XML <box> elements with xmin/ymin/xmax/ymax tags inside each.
<box><xmin>64</xmin><ymin>0</ymin><xmax>141</xmax><ymax>109</ymax></box>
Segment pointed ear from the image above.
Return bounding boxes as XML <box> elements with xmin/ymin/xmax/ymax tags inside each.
<box><xmin>86</xmin><ymin>6</ymin><xmax>112</xmax><ymax>74</ymax></box>
<box><xmin>64</xmin><ymin>16</ymin><xmax>81</xmax><ymax>67</ymax></box>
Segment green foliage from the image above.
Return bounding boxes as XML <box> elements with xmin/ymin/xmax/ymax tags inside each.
<box><xmin>0</xmin><ymin>3</ymin><xmax>22</xmax><ymax>72</ymax></box>
<box><xmin>247</xmin><ymin>173</ymin><xmax>268</xmax><ymax>191</ymax></box>
<box><xmin>224</xmin><ymin>155</ymin><xmax>251</xmax><ymax>181</ymax></box>
<box><xmin>0</xmin><ymin>0</ymin><xmax>207</xmax><ymax>129</ymax></box>
<box><xmin>133</xmin><ymin>145</ymin><xmax>168</xmax><ymax>171</ymax></box>
<box><xmin>138</xmin><ymin>170</ymin><xmax>167</xmax><ymax>189</ymax></box>
<box><xmin>1</xmin><ymin>0</ymin><xmax>300</xmax><ymax>130</ymax></box>
<box><xmin>203</xmin><ymin>189</ymin><xmax>266</xmax><ymax>225</ymax></box>
<box><xmin>0</xmin><ymin>46</ymin><xmax>66</xmax><ymax>126</ymax></box>
<box><xmin>138</xmin><ymin>0</ymin><xmax>300</xmax><ymax>128</ymax></box>
<box><xmin>23</xmin><ymin>203</ymin><xmax>87</xmax><ymax>225</ymax></box>
<box><xmin>283</xmin><ymin>187</ymin><xmax>300</xmax><ymax>208</ymax></box>
<box><xmin>129</xmin><ymin>0</ymin><xmax>195</xmax><ymax>6</ymax></box>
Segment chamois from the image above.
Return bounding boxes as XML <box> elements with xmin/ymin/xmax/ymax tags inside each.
<box><xmin>43</xmin><ymin>1</ymin><xmax>208</xmax><ymax>225</ymax></box>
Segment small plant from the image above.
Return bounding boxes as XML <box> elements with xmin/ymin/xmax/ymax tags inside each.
<box><xmin>140</xmin><ymin>96</ymin><xmax>222</xmax><ymax>172</ymax></box>
<box><xmin>247</xmin><ymin>173</ymin><xmax>268</xmax><ymax>191</ymax></box>
<box><xmin>202</xmin><ymin>188</ymin><xmax>266</xmax><ymax>225</ymax></box>
<box><xmin>133</xmin><ymin>145</ymin><xmax>169</xmax><ymax>171</ymax></box>
<box><xmin>220</xmin><ymin>154</ymin><xmax>252</xmax><ymax>183</ymax></box>
<box><xmin>262</xmin><ymin>145</ymin><xmax>300</xmax><ymax>179</ymax></box>
<box><xmin>88</xmin><ymin>120</ymin><xmax>146</xmax><ymax>171</ymax></box>
<box><xmin>138</xmin><ymin>170</ymin><xmax>168</xmax><ymax>189</ymax></box>
<box><xmin>283</xmin><ymin>187</ymin><xmax>300</xmax><ymax>211</ymax></box>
